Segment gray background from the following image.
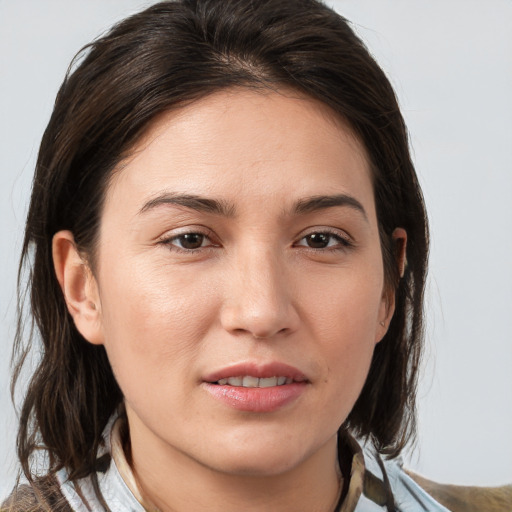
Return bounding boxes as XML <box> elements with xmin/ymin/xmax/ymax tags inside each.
<box><xmin>1</xmin><ymin>0</ymin><xmax>511</xmax><ymax>497</ymax></box>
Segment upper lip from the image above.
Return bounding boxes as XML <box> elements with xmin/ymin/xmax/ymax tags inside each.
<box><xmin>203</xmin><ymin>362</ymin><xmax>308</xmax><ymax>383</ymax></box>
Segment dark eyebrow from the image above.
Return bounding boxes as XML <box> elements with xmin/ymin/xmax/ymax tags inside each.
<box><xmin>139</xmin><ymin>193</ymin><xmax>236</xmax><ymax>217</ymax></box>
<box><xmin>293</xmin><ymin>194</ymin><xmax>368</xmax><ymax>222</ymax></box>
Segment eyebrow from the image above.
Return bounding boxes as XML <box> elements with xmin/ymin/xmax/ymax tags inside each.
<box><xmin>139</xmin><ymin>192</ymin><xmax>367</xmax><ymax>221</ymax></box>
<box><xmin>139</xmin><ymin>193</ymin><xmax>236</xmax><ymax>217</ymax></box>
<box><xmin>293</xmin><ymin>194</ymin><xmax>368</xmax><ymax>221</ymax></box>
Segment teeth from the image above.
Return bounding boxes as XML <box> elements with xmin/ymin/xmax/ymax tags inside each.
<box><xmin>259</xmin><ymin>377</ymin><xmax>278</xmax><ymax>388</ymax></box>
<box><xmin>216</xmin><ymin>376</ymin><xmax>294</xmax><ymax>387</ymax></box>
<box><xmin>242</xmin><ymin>376</ymin><xmax>259</xmax><ymax>388</ymax></box>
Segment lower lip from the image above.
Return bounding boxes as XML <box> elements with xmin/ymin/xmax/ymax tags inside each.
<box><xmin>202</xmin><ymin>382</ymin><xmax>307</xmax><ymax>412</ymax></box>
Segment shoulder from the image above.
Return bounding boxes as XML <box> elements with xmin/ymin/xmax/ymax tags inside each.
<box><xmin>404</xmin><ymin>469</ymin><xmax>512</xmax><ymax>512</ymax></box>
<box><xmin>339</xmin><ymin>432</ymin><xmax>451</xmax><ymax>511</ymax></box>
<box><xmin>360</xmin><ymin>447</ymin><xmax>452</xmax><ymax>511</ymax></box>
<box><xmin>1</xmin><ymin>475</ymin><xmax>73</xmax><ymax>512</ymax></box>
<box><xmin>366</xmin><ymin>451</ymin><xmax>512</xmax><ymax>512</ymax></box>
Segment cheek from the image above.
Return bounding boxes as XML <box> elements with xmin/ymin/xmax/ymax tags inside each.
<box><xmin>96</xmin><ymin>257</ymin><xmax>219</xmax><ymax>390</ymax></box>
<box><xmin>298</xmin><ymin>266</ymin><xmax>384</xmax><ymax>394</ymax></box>
<box><xmin>101</xmin><ymin>254</ymin><xmax>214</xmax><ymax>331</ymax></box>
<box><xmin>301</xmin><ymin>264</ymin><xmax>384</xmax><ymax>340</ymax></box>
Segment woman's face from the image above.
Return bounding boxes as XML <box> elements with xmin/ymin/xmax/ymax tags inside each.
<box><xmin>81</xmin><ymin>88</ymin><xmax>392</xmax><ymax>476</ymax></box>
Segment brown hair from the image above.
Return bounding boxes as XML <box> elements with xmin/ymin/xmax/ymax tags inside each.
<box><xmin>12</xmin><ymin>0</ymin><xmax>428</xmax><ymax>503</ymax></box>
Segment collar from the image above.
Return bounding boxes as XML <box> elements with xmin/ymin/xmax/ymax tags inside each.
<box><xmin>109</xmin><ymin>416</ymin><xmax>379</xmax><ymax>512</ymax></box>
<box><xmin>110</xmin><ymin>417</ymin><xmax>149</xmax><ymax>507</ymax></box>
<box><xmin>56</xmin><ymin>414</ymin><xmax>395</xmax><ymax>512</ymax></box>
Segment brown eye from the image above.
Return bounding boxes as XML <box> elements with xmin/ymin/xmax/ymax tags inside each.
<box><xmin>305</xmin><ymin>233</ymin><xmax>330</xmax><ymax>248</ymax></box>
<box><xmin>295</xmin><ymin>231</ymin><xmax>351</xmax><ymax>250</ymax></box>
<box><xmin>172</xmin><ymin>233</ymin><xmax>206</xmax><ymax>250</ymax></box>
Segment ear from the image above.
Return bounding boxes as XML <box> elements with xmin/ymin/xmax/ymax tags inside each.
<box><xmin>393</xmin><ymin>227</ymin><xmax>407</xmax><ymax>279</ymax></box>
<box><xmin>52</xmin><ymin>230</ymin><xmax>104</xmax><ymax>345</ymax></box>
<box><xmin>375</xmin><ymin>227</ymin><xmax>408</xmax><ymax>343</ymax></box>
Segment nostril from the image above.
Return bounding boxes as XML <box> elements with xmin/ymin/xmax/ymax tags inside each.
<box><xmin>252</xmin><ymin>327</ymin><xmax>290</xmax><ymax>340</ymax></box>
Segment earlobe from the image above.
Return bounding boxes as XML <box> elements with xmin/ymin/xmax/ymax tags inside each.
<box><xmin>375</xmin><ymin>300</ymin><xmax>394</xmax><ymax>344</ymax></box>
<box><xmin>52</xmin><ymin>230</ymin><xmax>104</xmax><ymax>345</ymax></box>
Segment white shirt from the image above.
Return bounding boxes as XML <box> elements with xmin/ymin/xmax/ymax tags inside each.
<box><xmin>55</xmin><ymin>416</ymin><xmax>450</xmax><ymax>512</ymax></box>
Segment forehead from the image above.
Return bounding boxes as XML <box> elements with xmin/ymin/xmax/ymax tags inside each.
<box><xmin>106</xmin><ymin>87</ymin><xmax>375</xmax><ymax>218</ymax></box>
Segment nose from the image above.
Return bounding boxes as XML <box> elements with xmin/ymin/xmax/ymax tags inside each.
<box><xmin>220</xmin><ymin>247</ymin><xmax>300</xmax><ymax>339</ymax></box>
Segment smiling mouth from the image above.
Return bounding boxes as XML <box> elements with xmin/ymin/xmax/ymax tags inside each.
<box><xmin>204</xmin><ymin>367</ymin><xmax>308</xmax><ymax>411</ymax></box>
<box><xmin>215</xmin><ymin>376</ymin><xmax>303</xmax><ymax>387</ymax></box>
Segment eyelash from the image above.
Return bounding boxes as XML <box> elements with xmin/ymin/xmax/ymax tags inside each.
<box><xmin>294</xmin><ymin>229</ymin><xmax>353</xmax><ymax>252</ymax></box>
<box><xmin>158</xmin><ymin>229</ymin><xmax>353</xmax><ymax>253</ymax></box>
<box><xmin>158</xmin><ymin>230</ymin><xmax>217</xmax><ymax>253</ymax></box>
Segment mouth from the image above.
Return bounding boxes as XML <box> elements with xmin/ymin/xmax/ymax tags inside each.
<box><xmin>214</xmin><ymin>376</ymin><xmax>303</xmax><ymax>387</ymax></box>
<box><xmin>202</xmin><ymin>363</ymin><xmax>309</xmax><ymax>412</ymax></box>
<box><xmin>203</xmin><ymin>362</ymin><xmax>308</xmax><ymax>387</ymax></box>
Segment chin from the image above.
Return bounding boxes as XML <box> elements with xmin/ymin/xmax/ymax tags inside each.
<box><xmin>212</xmin><ymin>450</ymin><xmax>304</xmax><ymax>477</ymax></box>
<box><xmin>201</xmin><ymin>429</ymin><xmax>326</xmax><ymax>477</ymax></box>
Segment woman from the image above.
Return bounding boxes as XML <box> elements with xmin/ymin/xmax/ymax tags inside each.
<box><xmin>2</xmin><ymin>0</ymin><xmax>458</xmax><ymax>510</ymax></box>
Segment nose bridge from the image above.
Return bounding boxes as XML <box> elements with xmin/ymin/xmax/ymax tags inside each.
<box><xmin>221</xmin><ymin>243</ymin><xmax>297</xmax><ymax>338</ymax></box>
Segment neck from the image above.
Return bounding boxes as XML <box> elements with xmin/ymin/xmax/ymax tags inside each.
<box><xmin>126</xmin><ymin>417</ymin><xmax>343</xmax><ymax>512</ymax></box>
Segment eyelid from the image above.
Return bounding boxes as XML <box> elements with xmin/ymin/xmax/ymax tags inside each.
<box><xmin>294</xmin><ymin>227</ymin><xmax>354</xmax><ymax>249</ymax></box>
<box><xmin>156</xmin><ymin>225</ymin><xmax>353</xmax><ymax>252</ymax></box>
<box><xmin>157</xmin><ymin>226</ymin><xmax>219</xmax><ymax>251</ymax></box>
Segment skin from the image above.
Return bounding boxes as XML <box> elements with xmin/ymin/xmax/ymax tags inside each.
<box><xmin>53</xmin><ymin>88</ymin><xmax>405</xmax><ymax>512</ymax></box>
